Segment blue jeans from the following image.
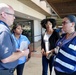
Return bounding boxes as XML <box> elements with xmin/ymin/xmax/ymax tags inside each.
<box><xmin>42</xmin><ymin>56</ymin><xmax>54</xmax><ymax>75</ymax></box>
<box><xmin>16</xmin><ymin>63</ymin><xmax>25</xmax><ymax>75</ymax></box>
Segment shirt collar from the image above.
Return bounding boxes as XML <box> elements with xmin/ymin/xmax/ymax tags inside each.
<box><xmin>0</xmin><ymin>20</ymin><xmax>10</xmax><ymax>29</ymax></box>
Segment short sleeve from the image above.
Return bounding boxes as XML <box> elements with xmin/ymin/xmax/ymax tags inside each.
<box><xmin>25</xmin><ymin>36</ymin><xmax>30</xmax><ymax>45</ymax></box>
<box><xmin>0</xmin><ymin>31</ymin><xmax>13</xmax><ymax>59</ymax></box>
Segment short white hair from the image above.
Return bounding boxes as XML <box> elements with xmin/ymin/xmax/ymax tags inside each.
<box><xmin>0</xmin><ymin>3</ymin><xmax>11</xmax><ymax>14</ymax></box>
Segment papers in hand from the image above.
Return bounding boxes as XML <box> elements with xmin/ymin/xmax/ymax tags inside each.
<box><xmin>20</xmin><ymin>41</ymin><xmax>28</xmax><ymax>51</ymax></box>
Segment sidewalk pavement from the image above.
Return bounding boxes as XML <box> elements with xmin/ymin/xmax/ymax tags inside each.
<box><xmin>14</xmin><ymin>41</ymin><xmax>56</xmax><ymax>75</ymax></box>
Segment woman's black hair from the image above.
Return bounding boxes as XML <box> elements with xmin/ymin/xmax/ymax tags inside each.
<box><xmin>41</xmin><ymin>19</ymin><xmax>47</xmax><ymax>29</ymax></box>
<box><xmin>41</xmin><ymin>18</ymin><xmax>56</xmax><ymax>29</ymax></box>
<box><xmin>11</xmin><ymin>22</ymin><xmax>22</xmax><ymax>33</ymax></box>
<box><xmin>47</xmin><ymin>18</ymin><xmax>56</xmax><ymax>28</ymax></box>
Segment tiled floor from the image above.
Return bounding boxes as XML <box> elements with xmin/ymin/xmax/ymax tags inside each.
<box><xmin>14</xmin><ymin>41</ymin><xmax>55</xmax><ymax>75</ymax></box>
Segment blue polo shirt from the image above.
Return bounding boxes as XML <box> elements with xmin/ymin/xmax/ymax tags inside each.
<box><xmin>0</xmin><ymin>21</ymin><xmax>18</xmax><ymax>69</ymax></box>
<box><xmin>12</xmin><ymin>34</ymin><xmax>30</xmax><ymax>64</ymax></box>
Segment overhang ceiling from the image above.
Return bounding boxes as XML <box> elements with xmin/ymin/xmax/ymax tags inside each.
<box><xmin>46</xmin><ymin>0</ymin><xmax>76</xmax><ymax>18</ymax></box>
<box><xmin>18</xmin><ymin>0</ymin><xmax>51</xmax><ymax>16</ymax></box>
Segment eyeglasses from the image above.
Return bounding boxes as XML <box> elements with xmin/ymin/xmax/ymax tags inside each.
<box><xmin>5</xmin><ymin>12</ymin><xmax>15</xmax><ymax>17</ymax></box>
<box><xmin>62</xmin><ymin>21</ymin><xmax>70</xmax><ymax>25</ymax></box>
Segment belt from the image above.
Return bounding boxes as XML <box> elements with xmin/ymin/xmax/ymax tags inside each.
<box><xmin>0</xmin><ymin>68</ymin><xmax>15</xmax><ymax>73</ymax></box>
<box><xmin>9</xmin><ymin>68</ymin><xmax>15</xmax><ymax>73</ymax></box>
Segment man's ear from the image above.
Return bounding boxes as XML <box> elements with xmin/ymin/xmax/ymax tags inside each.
<box><xmin>71</xmin><ymin>22</ymin><xmax>75</xmax><ymax>27</ymax></box>
<box><xmin>1</xmin><ymin>12</ymin><xmax>7</xmax><ymax>18</ymax></box>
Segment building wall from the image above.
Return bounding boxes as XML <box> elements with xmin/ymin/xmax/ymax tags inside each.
<box><xmin>0</xmin><ymin>0</ymin><xmax>47</xmax><ymax>42</ymax></box>
<box><xmin>34</xmin><ymin>20</ymin><xmax>41</xmax><ymax>42</ymax></box>
<box><xmin>31</xmin><ymin>0</ymin><xmax>51</xmax><ymax>14</ymax></box>
<box><xmin>0</xmin><ymin>0</ymin><xmax>46</xmax><ymax>20</ymax></box>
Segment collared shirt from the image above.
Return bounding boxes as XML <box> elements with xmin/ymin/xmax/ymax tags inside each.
<box><xmin>12</xmin><ymin>34</ymin><xmax>30</xmax><ymax>64</ymax></box>
<box><xmin>0</xmin><ymin>20</ymin><xmax>18</xmax><ymax>69</ymax></box>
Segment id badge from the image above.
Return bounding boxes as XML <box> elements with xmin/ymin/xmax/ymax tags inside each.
<box><xmin>54</xmin><ymin>46</ymin><xmax>60</xmax><ymax>54</ymax></box>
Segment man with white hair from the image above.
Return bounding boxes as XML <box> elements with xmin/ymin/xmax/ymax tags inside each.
<box><xmin>0</xmin><ymin>3</ymin><xmax>29</xmax><ymax>75</ymax></box>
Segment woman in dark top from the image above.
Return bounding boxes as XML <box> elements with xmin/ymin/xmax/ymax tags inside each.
<box><xmin>53</xmin><ymin>15</ymin><xmax>76</xmax><ymax>75</ymax></box>
<box><xmin>41</xmin><ymin>18</ymin><xmax>60</xmax><ymax>75</ymax></box>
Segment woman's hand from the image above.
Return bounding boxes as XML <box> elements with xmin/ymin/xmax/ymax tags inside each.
<box><xmin>26</xmin><ymin>51</ymin><xmax>31</xmax><ymax>62</ymax></box>
<box><xmin>46</xmin><ymin>51</ymin><xmax>51</xmax><ymax>57</ymax></box>
<box><xmin>41</xmin><ymin>49</ymin><xmax>46</xmax><ymax>56</ymax></box>
<box><xmin>46</xmin><ymin>49</ymin><xmax>55</xmax><ymax>57</ymax></box>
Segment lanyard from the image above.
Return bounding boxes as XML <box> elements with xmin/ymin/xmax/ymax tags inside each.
<box><xmin>57</xmin><ymin>32</ymin><xmax>75</xmax><ymax>47</ymax></box>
